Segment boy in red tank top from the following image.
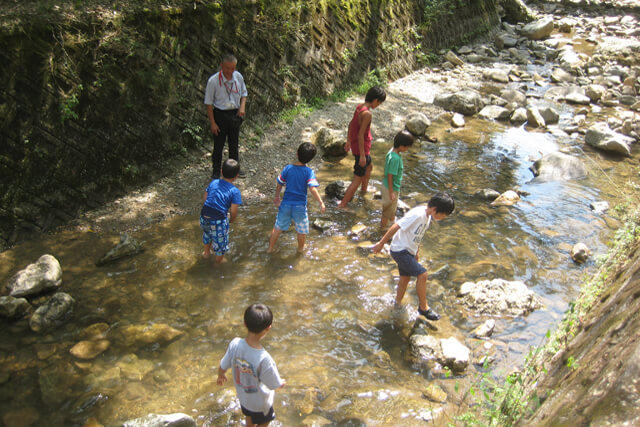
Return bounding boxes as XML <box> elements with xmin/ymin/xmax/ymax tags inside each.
<box><xmin>337</xmin><ymin>86</ymin><xmax>386</xmax><ymax>209</ymax></box>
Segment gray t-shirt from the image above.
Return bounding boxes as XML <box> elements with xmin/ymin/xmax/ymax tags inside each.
<box><xmin>220</xmin><ymin>337</ymin><xmax>284</xmax><ymax>414</ymax></box>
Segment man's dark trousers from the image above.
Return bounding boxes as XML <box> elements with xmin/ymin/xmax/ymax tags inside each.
<box><xmin>212</xmin><ymin>108</ymin><xmax>242</xmax><ymax>178</ymax></box>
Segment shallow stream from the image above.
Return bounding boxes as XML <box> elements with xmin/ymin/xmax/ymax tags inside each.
<box><xmin>1</xmin><ymin>101</ymin><xmax>638</xmax><ymax>425</ymax></box>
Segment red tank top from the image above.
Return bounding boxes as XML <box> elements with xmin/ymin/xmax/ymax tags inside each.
<box><xmin>347</xmin><ymin>104</ymin><xmax>372</xmax><ymax>155</ymax></box>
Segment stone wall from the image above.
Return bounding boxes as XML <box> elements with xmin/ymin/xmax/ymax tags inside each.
<box><xmin>0</xmin><ymin>0</ymin><xmax>500</xmax><ymax>247</ymax></box>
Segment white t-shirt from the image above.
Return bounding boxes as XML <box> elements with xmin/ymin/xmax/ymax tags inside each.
<box><xmin>220</xmin><ymin>337</ymin><xmax>284</xmax><ymax>414</ymax></box>
<box><xmin>389</xmin><ymin>206</ymin><xmax>432</xmax><ymax>256</ymax></box>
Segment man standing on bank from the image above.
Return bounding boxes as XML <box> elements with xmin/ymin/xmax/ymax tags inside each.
<box><xmin>205</xmin><ymin>54</ymin><xmax>248</xmax><ymax>179</ymax></box>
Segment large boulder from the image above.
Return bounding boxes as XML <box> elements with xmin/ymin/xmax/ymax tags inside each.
<box><xmin>585</xmin><ymin>123</ymin><xmax>635</xmax><ymax>156</ymax></box>
<box><xmin>434</xmin><ymin>90</ymin><xmax>485</xmax><ymax>116</ymax></box>
<box><xmin>405</xmin><ymin>112</ymin><xmax>431</xmax><ymax>136</ymax></box>
<box><xmin>97</xmin><ymin>234</ymin><xmax>142</xmax><ymax>266</ymax></box>
<box><xmin>29</xmin><ymin>292</ymin><xmax>75</xmax><ymax>333</ymax></box>
<box><xmin>501</xmin><ymin>0</ymin><xmax>536</xmax><ymax>24</ymax></box>
<box><xmin>409</xmin><ymin>334</ymin><xmax>471</xmax><ymax>372</ymax></box>
<box><xmin>6</xmin><ymin>254</ymin><xmax>62</xmax><ymax>298</ymax></box>
<box><xmin>500</xmin><ymin>89</ymin><xmax>527</xmax><ymax>107</ymax></box>
<box><xmin>529</xmin><ymin>152</ymin><xmax>588</xmax><ymax>181</ymax></box>
<box><xmin>312</xmin><ymin>127</ymin><xmax>347</xmax><ymax>157</ymax></box>
<box><xmin>458</xmin><ymin>278</ymin><xmax>542</xmax><ymax>316</ymax></box>
<box><xmin>111</xmin><ymin>323</ymin><xmax>184</xmax><ymax>349</ymax></box>
<box><xmin>526</xmin><ymin>106</ymin><xmax>546</xmax><ymax>128</ymax></box>
<box><xmin>122</xmin><ymin>413</ymin><xmax>197</xmax><ymax>427</ymax></box>
<box><xmin>521</xmin><ymin>18</ymin><xmax>554</xmax><ymax>40</ymax></box>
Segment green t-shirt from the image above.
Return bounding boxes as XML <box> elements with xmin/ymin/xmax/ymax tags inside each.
<box><xmin>383</xmin><ymin>150</ymin><xmax>403</xmax><ymax>192</ymax></box>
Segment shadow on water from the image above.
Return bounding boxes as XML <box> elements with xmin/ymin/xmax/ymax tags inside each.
<box><xmin>0</xmin><ymin>115</ymin><xmax>637</xmax><ymax>425</ymax></box>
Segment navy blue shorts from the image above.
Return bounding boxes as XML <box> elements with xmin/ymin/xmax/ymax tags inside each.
<box><xmin>353</xmin><ymin>154</ymin><xmax>372</xmax><ymax>177</ymax></box>
<box><xmin>241</xmin><ymin>406</ymin><xmax>275</xmax><ymax>425</ymax></box>
<box><xmin>391</xmin><ymin>249</ymin><xmax>427</xmax><ymax>277</ymax></box>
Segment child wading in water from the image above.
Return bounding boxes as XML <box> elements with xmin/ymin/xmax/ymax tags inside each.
<box><xmin>338</xmin><ymin>86</ymin><xmax>387</xmax><ymax>209</ymax></box>
<box><xmin>268</xmin><ymin>142</ymin><xmax>325</xmax><ymax>254</ymax></box>
<box><xmin>217</xmin><ymin>303</ymin><xmax>285</xmax><ymax>427</ymax></box>
<box><xmin>381</xmin><ymin>130</ymin><xmax>415</xmax><ymax>230</ymax></box>
<box><xmin>372</xmin><ymin>192</ymin><xmax>455</xmax><ymax>320</ymax></box>
<box><xmin>200</xmin><ymin>159</ymin><xmax>242</xmax><ymax>263</ymax></box>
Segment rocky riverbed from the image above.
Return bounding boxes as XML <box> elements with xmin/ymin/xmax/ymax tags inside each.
<box><xmin>2</xmin><ymin>1</ymin><xmax>640</xmax><ymax>426</ymax></box>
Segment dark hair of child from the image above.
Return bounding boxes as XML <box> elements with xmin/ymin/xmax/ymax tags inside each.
<box><xmin>222</xmin><ymin>159</ymin><xmax>240</xmax><ymax>179</ymax></box>
<box><xmin>297</xmin><ymin>142</ymin><xmax>317</xmax><ymax>164</ymax></box>
<box><xmin>364</xmin><ymin>86</ymin><xmax>387</xmax><ymax>103</ymax></box>
<box><xmin>428</xmin><ymin>191</ymin><xmax>455</xmax><ymax>215</ymax></box>
<box><xmin>244</xmin><ymin>303</ymin><xmax>273</xmax><ymax>333</ymax></box>
<box><xmin>394</xmin><ymin>130</ymin><xmax>415</xmax><ymax>148</ymax></box>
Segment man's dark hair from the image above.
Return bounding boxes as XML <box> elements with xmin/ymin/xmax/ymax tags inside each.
<box><xmin>428</xmin><ymin>191</ymin><xmax>455</xmax><ymax>215</ymax></box>
<box><xmin>394</xmin><ymin>130</ymin><xmax>415</xmax><ymax>148</ymax></box>
<box><xmin>297</xmin><ymin>142</ymin><xmax>317</xmax><ymax>164</ymax></box>
<box><xmin>244</xmin><ymin>303</ymin><xmax>273</xmax><ymax>333</ymax></box>
<box><xmin>222</xmin><ymin>159</ymin><xmax>240</xmax><ymax>179</ymax></box>
<box><xmin>222</xmin><ymin>54</ymin><xmax>237</xmax><ymax>64</ymax></box>
<box><xmin>365</xmin><ymin>86</ymin><xmax>387</xmax><ymax>103</ymax></box>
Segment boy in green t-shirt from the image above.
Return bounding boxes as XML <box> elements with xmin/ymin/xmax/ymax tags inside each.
<box><xmin>381</xmin><ymin>130</ymin><xmax>415</xmax><ymax>229</ymax></box>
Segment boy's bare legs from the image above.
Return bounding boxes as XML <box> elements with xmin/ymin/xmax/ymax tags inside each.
<box><xmin>338</xmin><ymin>175</ymin><xmax>363</xmax><ymax>208</ymax></box>
<box><xmin>395</xmin><ymin>275</ymin><xmax>411</xmax><ymax>305</ymax></box>
<box><xmin>296</xmin><ymin>233</ymin><xmax>306</xmax><ymax>254</ymax></box>
<box><xmin>360</xmin><ymin>163</ymin><xmax>373</xmax><ymax>193</ymax></box>
<box><xmin>416</xmin><ymin>271</ymin><xmax>429</xmax><ymax>311</ymax></box>
<box><xmin>202</xmin><ymin>243</ymin><xmax>212</xmax><ymax>259</ymax></box>
<box><xmin>267</xmin><ymin>228</ymin><xmax>282</xmax><ymax>253</ymax></box>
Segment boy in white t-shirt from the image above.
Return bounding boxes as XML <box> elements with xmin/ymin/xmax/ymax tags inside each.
<box><xmin>217</xmin><ymin>304</ymin><xmax>285</xmax><ymax>426</ymax></box>
<box><xmin>372</xmin><ymin>192</ymin><xmax>455</xmax><ymax>321</ymax></box>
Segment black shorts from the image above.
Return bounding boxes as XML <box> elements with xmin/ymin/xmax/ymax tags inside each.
<box><xmin>353</xmin><ymin>154</ymin><xmax>372</xmax><ymax>177</ymax></box>
<box><xmin>241</xmin><ymin>406</ymin><xmax>275</xmax><ymax>424</ymax></box>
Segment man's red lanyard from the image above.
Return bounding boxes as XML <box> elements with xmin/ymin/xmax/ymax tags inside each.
<box><xmin>219</xmin><ymin>72</ymin><xmax>239</xmax><ymax>101</ymax></box>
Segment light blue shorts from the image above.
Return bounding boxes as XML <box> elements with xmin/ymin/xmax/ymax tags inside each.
<box><xmin>200</xmin><ymin>216</ymin><xmax>229</xmax><ymax>256</ymax></box>
<box><xmin>275</xmin><ymin>204</ymin><xmax>309</xmax><ymax>234</ymax></box>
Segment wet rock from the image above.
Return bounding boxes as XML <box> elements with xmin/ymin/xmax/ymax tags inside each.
<box><xmin>478</xmin><ymin>105</ymin><xmax>510</xmax><ymax>121</ymax></box>
<box><xmin>79</xmin><ymin>322</ymin><xmax>110</xmax><ymax>340</ymax></box>
<box><xmin>458</xmin><ymin>278</ymin><xmax>542</xmax><ymax>316</ymax></box>
<box><xmin>521</xmin><ymin>18</ymin><xmax>554</xmax><ymax>40</ymax></box>
<box><xmin>70</xmin><ymin>340</ymin><xmax>111</xmax><ymax>360</ymax></box>
<box><xmin>96</xmin><ymin>234</ymin><xmax>142</xmax><ymax>266</ymax></box>
<box><xmin>490</xmin><ymin>190</ymin><xmax>520</xmax><ymax>206</ymax></box>
<box><xmin>475</xmin><ymin>188</ymin><xmax>500</xmax><ymax>201</ymax></box>
<box><xmin>6</xmin><ymin>254</ymin><xmax>62</xmax><ymax>298</ymax></box>
<box><xmin>29</xmin><ymin>292</ymin><xmax>75</xmax><ymax>333</ymax></box>
<box><xmin>410</xmin><ymin>334</ymin><xmax>440</xmax><ymax>361</ymax></box>
<box><xmin>301</xmin><ymin>415</ymin><xmax>332</xmax><ymax>426</ymax></box>
<box><xmin>558</xmin><ymin>46</ymin><xmax>585</xmax><ymax>70</ymax></box>
<box><xmin>486</xmin><ymin>68</ymin><xmax>509</xmax><ymax>83</ymax></box>
<box><xmin>510</xmin><ymin>107</ymin><xmax>528</xmax><ymax>124</ymax></box>
<box><xmin>500</xmin><ymin>89</ymin><xmax>527</xmax><ymax>107</ymax></box>
<box><xmin>312</xmin><ymin>219</ymin><xmax>334</xmax><ymax>232</ymax></box>
<box><xmin>434</xmin><ymin>90</ymin><xmax>485</xmax><ymax>116</ymax></box>
<box><xmin>429</xmin><ymin>264</ymin><xmax>450</xmax><ymax>281</ymax></box>
<box><xmin>122</xmin><ymin>413</ymin><xmax>197</xmax><ymax>427</ymax></box>
<box><xmin>526</xmin><ymin>106</ymin><xmax>546</xmax><ymax>128</ymax></box>
<box><xmin>350</xmin><ymin>223</ymin><xmax>367</xmax><ymax>235</ymax></box>
<box><xmin>451</xmin><ymin>113</ymin><xmax>465</xmax><ymax>128</ymax></box>
<box><xmin>538</xmin><ymin>106</ymin><xmax>559</xmax><ymax>125</ymax></box>
<box><xmin>440</xmin><ymin>337</ymin><xmax>470</xmax><ymax>372</ymax></box>
<box><xmin>312</xmin><ymin>127</ymin><xmax>346</xmax><ymax>157</ymax></box>
<box><xmin>471</xmin><ymin>319</ymin><xmax>496</xmax><ymax>338</ymax></box>
<box><xmin>396</xmin><ymin>199</ymin><xmax>411</xmax><ymax>217</ymax></box>
<box><xmin>529</xmin><ymin>152</ymin><xmax>587</xmax><ymax>181</ymax></box>
<box><xmin>585</xmin><ymin>123</ymin><xmax>635</xmax><ymax>156</ymax></box>
<box><xmin>585</xmin><ymin>84</ymin><xmax>606</xmax><ymax>102</ymax></box>
<box><xmin>111</xmin><ymin>323</ymin><xmax>184</xmax><ymax>348</ymax></box>
<box><xmin>590</xmin><ymin>201</ymin><xmax>610</xmax><ymax>214</ymax></box>
<box><xmin>324</xmin><ymin>180</ymin><xmax>348</xmax><ymax>200</ymax></box>
<box><xmin>405</xmin><ymin>112</ymin><xmax>431</xmax><ymax>137</ymax></box>
<box><xmin>444</xmin><ymin>50</ymin><xmax>464</xmax><ymax>67</ymax></box>
<box><xmin>423</xmin><ymin>383</ymin><xmax>447</xmax><ymax>403</ymax></box>
<box><xmin>551</xmin><ymin>67</ymin><xmax>576</xmax><ymax>84</ymax></box>
<box><xmin>0</xmin><ymin>296</ymin><xmax>31</xmax><ymax>320</ymax></box>
<box><xmin>571</xmin><ymin>243</ymin><xmax>591</xmax><ymax>264</ymax></box>
<box><xmin>564</xmin><ymin>92</ymin><xmax>591</xmax><ymax>105</ymax></box>
<box><xmin>39</xmin><ymin>362</ymin><xmax>82</xmax><ymax>406</ymax></box>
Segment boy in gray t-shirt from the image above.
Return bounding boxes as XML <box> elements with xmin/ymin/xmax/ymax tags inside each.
<box><xmin>217</xmin><ymin>304</ymin><xmax>285</xmax><ymax>426</ymax></box>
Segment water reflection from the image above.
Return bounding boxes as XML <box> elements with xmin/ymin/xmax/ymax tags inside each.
<box><xmin>0</xmin><ymin>118</ymin><xmax>636</xmax><ymax>425</ymax></box>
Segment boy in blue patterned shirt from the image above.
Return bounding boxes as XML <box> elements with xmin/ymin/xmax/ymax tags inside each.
<box><xmin>200</xmin><ymin>159</ymin><xmax>242</xmax><ymax>263</ymax></box>
<box><xmin>267</xmin><ymin>142</ymin><xmax>325</xmax><ymax>254</ymax></box>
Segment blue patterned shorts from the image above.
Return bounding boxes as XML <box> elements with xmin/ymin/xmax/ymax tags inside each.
<box><xmin>200</xmin><ymin>216</ymin><xmax>229</xmax><ymax>256</ymax></box>
<box><xmin>275</xmin><ymin>204</ymin><xmax>309</xmax><ymax>234</ymax></box>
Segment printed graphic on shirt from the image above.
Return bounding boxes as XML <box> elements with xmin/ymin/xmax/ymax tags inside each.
<box><xmin>234</xmin><ymin>358</ymin><xmax>259</xmax><ymax>393</ymax></box>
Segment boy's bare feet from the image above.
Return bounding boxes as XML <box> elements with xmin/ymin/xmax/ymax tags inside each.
<box><xmin>202</xmin><ymin>251</ymin><xmax>210</xmax><ymax>259</ymax></box>
<box><xmin>267</xmin><ymin>247</ymin><xmax>278</xmax><ymax>254</ymax></box>
<box><xmin>215</xmin><ymin>256</ymin><xmax>228</xmax><ymax>264</ymax></box>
